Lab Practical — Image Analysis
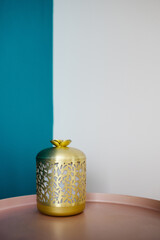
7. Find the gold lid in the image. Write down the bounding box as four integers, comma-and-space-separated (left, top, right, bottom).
36, 139, 86, 161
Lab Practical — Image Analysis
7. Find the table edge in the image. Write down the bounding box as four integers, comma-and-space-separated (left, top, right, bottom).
0, 193, 160, 212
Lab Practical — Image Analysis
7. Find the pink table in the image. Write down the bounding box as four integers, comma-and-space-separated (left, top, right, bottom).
0, 193, 160, 240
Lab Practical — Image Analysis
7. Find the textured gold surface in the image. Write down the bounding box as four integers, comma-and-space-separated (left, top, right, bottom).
36, 159, 86, 206
36, 140, 86, 216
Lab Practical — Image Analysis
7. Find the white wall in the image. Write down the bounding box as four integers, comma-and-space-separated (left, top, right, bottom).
53, 0, 160, 200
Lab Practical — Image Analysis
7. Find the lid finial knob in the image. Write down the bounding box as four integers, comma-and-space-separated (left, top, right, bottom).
50, 139, 71, 147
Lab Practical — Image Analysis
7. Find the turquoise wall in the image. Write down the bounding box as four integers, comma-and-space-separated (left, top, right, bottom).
0, 0, 53, 199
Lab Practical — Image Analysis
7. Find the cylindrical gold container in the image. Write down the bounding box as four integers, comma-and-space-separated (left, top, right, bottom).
36, 139, 86, 216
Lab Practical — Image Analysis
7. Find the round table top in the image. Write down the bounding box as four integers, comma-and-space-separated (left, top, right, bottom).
0, 193, 160, 240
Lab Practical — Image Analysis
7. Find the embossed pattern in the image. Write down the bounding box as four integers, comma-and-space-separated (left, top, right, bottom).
36, 160, 86, 207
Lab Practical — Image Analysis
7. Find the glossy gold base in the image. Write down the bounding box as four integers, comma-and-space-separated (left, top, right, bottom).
37, 202, 85, 216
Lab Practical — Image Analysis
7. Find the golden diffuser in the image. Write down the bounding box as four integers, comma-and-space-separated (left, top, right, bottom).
36, 140, 86, 216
